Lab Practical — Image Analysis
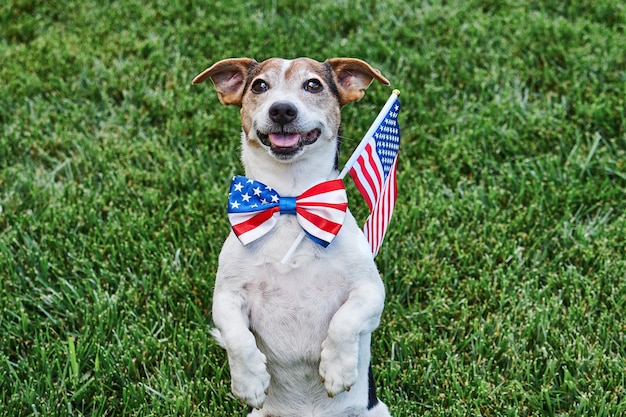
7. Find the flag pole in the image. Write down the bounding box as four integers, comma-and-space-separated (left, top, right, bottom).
280, 89, 401, 265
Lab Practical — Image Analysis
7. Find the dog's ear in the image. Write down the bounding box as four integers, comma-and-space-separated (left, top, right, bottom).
192, 58, 258, 106
325, 58, 390, 106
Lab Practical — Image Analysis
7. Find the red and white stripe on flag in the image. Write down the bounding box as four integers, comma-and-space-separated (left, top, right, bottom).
362, 159, 398, 256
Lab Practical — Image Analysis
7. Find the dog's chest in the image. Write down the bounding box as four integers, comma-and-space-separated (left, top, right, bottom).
231, 217, 350, 362
244, 254, 348, 362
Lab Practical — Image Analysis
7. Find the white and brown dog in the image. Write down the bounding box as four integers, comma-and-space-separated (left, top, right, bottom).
193, 57, 391, 417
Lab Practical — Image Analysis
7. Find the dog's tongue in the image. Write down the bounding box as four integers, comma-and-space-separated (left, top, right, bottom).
269, 133, 300, 148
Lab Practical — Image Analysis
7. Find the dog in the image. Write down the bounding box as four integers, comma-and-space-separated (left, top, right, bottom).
193, 57, 391, 417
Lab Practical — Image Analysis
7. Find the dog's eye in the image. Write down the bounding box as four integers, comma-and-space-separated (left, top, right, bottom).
251, 79, 269, 94
304, 79, 323, 93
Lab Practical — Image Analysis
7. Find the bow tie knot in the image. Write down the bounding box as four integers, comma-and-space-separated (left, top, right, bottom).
279, 197, 297, 215
227, 176, 348, 247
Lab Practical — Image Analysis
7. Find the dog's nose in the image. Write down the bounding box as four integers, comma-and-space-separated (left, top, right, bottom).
269, 102, 298, 126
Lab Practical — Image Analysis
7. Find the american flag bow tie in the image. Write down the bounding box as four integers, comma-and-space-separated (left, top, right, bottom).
227, 175, 348, 247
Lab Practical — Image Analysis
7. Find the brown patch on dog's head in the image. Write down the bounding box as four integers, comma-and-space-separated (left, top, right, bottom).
193, 57, 390, 108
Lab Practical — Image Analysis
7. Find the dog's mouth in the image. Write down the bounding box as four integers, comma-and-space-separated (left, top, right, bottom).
257, 129, 321, 156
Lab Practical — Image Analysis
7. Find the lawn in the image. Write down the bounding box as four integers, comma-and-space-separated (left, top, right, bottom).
1, 0, 625, 416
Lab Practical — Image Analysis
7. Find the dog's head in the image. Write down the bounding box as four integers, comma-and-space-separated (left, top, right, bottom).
193, 57, 389, 168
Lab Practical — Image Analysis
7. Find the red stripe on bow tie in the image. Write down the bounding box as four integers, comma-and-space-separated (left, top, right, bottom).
298, 179, 346, 198
231, 207, 279, 236
296, 208, 344, 236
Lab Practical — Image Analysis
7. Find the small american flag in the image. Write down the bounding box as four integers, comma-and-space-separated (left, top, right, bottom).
347, 92, 401, 257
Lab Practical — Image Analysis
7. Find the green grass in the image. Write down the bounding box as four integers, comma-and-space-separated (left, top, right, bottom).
1, 0, 625, 415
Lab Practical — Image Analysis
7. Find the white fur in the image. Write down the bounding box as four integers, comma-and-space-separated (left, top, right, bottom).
200, 57, 392, 417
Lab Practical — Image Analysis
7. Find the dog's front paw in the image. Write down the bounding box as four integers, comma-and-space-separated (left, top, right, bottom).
319, 337, 359, 397
230, 349, 271, 408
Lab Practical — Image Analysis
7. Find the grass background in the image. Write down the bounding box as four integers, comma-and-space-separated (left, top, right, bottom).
1, 0, 625, 415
